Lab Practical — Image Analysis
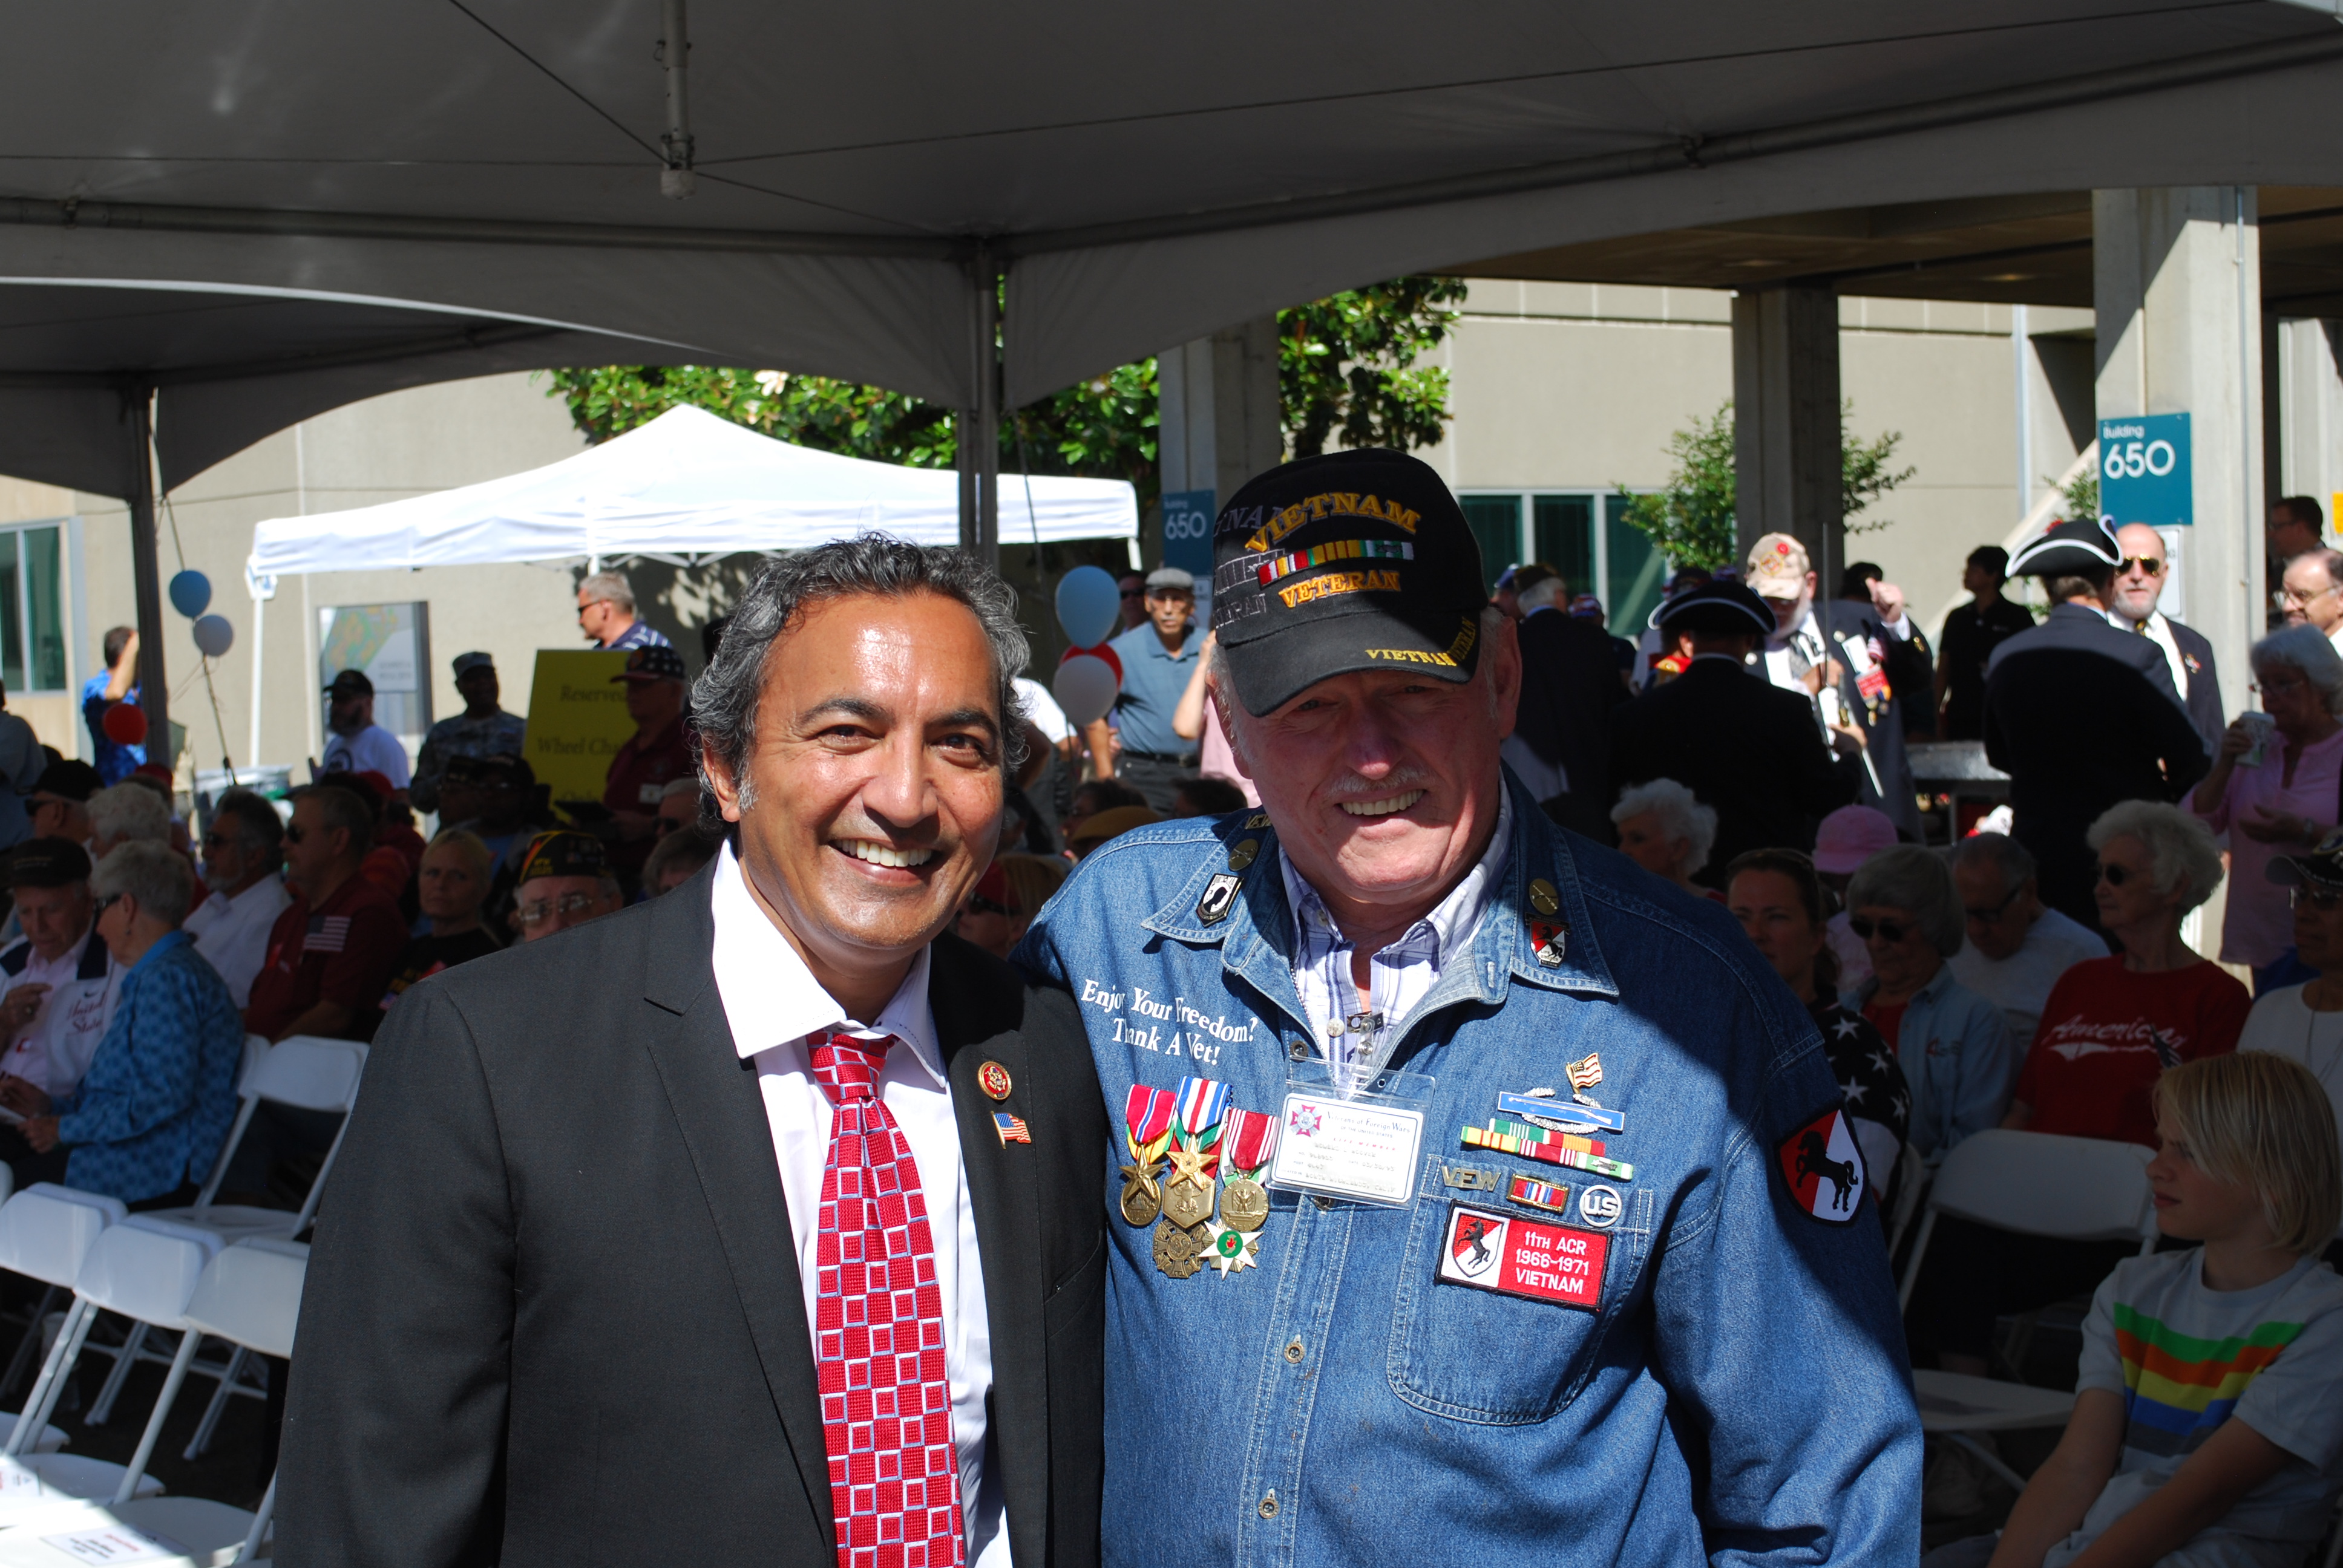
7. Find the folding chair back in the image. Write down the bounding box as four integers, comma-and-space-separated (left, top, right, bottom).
180, 1239, 307, 1361
186, 1037, 367, 1221
70, 1218, 222, 1330
1898, 1129, 2155, 1308
0, 1186, 126, 1290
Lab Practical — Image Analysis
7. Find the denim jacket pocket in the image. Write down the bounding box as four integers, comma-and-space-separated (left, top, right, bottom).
1384, 1154, 1640, 1425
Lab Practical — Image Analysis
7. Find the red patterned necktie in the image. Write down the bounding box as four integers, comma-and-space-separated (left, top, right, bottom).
807, 1030, 967, 1568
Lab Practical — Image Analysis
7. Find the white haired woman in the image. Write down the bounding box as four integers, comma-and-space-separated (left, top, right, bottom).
1841, 844, 2017, 1161
2190, 623, 2343, 994
1610, 779, 1722, 901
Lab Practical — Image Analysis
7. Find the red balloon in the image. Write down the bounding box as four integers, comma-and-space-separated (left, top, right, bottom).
1060, 642, 1123, 685
101, 704, 147, 746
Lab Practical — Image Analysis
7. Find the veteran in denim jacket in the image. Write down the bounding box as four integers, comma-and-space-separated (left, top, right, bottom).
1017, 451, 1919, 1567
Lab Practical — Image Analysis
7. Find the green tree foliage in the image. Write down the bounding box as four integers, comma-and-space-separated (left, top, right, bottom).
2056, 462, 2099, 523
1280, 276, 1468, 459
1613, 400, 1915, 569
542, 276, 1465, 512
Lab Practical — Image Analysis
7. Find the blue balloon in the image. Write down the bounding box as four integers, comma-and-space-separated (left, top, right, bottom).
168, 570, 212, 619
191, 614, 234, 659
1055, 565, 1122, 648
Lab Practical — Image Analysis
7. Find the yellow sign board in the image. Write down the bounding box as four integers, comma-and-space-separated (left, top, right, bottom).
523, 650, 635, 813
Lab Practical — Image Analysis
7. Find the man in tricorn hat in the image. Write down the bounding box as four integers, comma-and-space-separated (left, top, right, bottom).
1984, 515, 2210, 929
1017, 448, 1918, 1564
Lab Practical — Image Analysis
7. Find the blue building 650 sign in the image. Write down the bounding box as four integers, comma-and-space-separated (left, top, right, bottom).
2098, 413, 2192, 529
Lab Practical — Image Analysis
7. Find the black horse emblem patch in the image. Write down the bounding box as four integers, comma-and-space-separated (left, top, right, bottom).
1776, 1107, 1867, 1224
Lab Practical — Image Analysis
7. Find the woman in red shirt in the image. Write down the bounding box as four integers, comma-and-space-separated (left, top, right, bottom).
2007, 800, 2250, 1148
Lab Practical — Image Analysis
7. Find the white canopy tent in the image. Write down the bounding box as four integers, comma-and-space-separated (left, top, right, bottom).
246, 404, 1136, 577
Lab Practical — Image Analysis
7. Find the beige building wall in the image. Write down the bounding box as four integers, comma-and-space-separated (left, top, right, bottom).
0, 373, 591, 776
1425, 280, 2097, 641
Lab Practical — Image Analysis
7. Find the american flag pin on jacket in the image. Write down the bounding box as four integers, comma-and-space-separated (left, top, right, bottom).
993, 1112, 1032, 1146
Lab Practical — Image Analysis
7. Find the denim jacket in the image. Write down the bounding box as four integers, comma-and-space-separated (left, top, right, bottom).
1015, 773, 1919, 1567
1845, 962, 2018, 1161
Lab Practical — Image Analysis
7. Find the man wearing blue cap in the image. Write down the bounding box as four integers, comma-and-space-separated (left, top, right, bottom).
410, 652, 528, 815
1017, 448, 1918, 1567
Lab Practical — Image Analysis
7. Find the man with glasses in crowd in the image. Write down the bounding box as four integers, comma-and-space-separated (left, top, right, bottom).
245, 784, 405, 1044
1945, 832, 2110, 1051
183, 787, 293, 1007
26, 759, 99, 848
2280, 546, 2343, 656
576, 569, 671, 652
2107, 521, 2224, 755
509, 829, 624, 942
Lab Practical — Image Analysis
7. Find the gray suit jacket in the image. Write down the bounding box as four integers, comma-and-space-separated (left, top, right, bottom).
277, 860, 1107, 1567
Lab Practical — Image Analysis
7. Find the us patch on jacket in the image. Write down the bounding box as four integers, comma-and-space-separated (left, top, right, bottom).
1776, 1106, 1867, 1223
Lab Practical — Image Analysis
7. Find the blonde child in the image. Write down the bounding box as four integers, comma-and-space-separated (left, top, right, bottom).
1929, 1052, 2343, 1568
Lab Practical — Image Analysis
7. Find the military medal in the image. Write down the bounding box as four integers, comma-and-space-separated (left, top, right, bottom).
1217, 1105, 1280, 1233
1120, 1085, 1176, 1227
1159, 1076, 1229, 1239
1152, 1217, 1205, 1279
1202, 1219, 1259, 1275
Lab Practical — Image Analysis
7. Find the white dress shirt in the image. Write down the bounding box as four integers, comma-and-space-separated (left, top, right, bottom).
2108, 607, 2189, 699
1282, 791, 1512, 1072
0, 930, 122, 1097
706, 844, 1005, 1566
185, 874, 295, 1008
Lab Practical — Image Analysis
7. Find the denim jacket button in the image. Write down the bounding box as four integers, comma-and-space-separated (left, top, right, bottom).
1312, 1195, 1334, 1210
1283, 1338, 1305, 1364
1288, 1040, 1308, 1062
1258, 1491, 1280, 1520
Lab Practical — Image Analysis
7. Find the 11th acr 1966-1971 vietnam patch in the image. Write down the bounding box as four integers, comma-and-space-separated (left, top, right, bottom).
1775, 1106, 1868, 1224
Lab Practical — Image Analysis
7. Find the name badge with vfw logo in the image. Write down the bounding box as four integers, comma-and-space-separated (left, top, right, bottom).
1437, 1202, 1610, 1310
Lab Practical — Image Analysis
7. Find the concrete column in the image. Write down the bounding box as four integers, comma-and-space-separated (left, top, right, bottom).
1731, 286, 1843, 583
2094, 187, 2263, 719
1158, 319, 1281, 512
2270, 316, 2343, 544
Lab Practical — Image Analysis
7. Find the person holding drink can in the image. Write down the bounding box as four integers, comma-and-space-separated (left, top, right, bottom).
2191, 624, 2343, 993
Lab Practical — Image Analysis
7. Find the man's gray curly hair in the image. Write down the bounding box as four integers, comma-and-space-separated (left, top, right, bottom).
692, 536, 1030, 811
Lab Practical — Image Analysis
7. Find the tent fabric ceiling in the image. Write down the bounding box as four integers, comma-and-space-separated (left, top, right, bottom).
0, 281, 701, 494
3, 2, 2342, 445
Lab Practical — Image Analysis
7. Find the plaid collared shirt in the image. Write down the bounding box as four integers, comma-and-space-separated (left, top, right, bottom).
1280, 791, 1511, 1073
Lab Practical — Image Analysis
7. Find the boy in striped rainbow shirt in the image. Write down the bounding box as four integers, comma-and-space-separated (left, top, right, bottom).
1928, 1053, 2343, 1568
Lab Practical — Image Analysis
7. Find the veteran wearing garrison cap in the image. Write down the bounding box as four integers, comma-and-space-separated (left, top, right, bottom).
1015, 449, 1919, 1566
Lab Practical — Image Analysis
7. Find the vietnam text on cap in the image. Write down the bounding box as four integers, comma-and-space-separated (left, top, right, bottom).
1208, 448, 1487, 716
612, 644, 689, 682
518, 829, 610, 884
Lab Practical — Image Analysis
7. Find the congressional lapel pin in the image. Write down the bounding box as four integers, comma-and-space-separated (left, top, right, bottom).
1437, 1202, 1610, 1312
992, 1112, 1032, 1146
1529, 920, 1566, 967
1775, 1106, 1868, 1224
977, 1060, 1013, 1101
1227, 837, 1260, 872
1197, 873, 1242, 926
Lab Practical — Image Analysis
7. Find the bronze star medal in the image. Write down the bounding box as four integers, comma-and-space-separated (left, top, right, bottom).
1161, 1143, 1217, 1229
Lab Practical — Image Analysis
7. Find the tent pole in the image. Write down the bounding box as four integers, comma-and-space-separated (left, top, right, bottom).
958, 413, 977, 552
125, 384, 171, 770
975, 244, 1001, 570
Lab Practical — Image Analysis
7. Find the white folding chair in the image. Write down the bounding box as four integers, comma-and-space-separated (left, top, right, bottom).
0, 1186, 122, 1458
0, 1496, 262, 1567
1898, 1128, 2157, 1493
148, 1035, 368, 1244
174, 1239, 306, 1563
0, 1217, 221, 1512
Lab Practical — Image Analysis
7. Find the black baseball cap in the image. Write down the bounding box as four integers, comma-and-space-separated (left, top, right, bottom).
1651, 581, 1778, 638
612, 645, 688, 683
30, 759, 100, 803
518, 829, 609, 883
2010, 516, 2121, 578
1209, 449, 1487, 716
2, 838, 91, 889
324, 668, 374, 697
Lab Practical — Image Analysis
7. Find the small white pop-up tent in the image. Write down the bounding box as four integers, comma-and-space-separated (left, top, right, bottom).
247, 405, 1136, 577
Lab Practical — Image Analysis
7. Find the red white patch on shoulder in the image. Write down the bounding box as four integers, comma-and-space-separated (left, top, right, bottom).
1776, 1106, 1868, 1224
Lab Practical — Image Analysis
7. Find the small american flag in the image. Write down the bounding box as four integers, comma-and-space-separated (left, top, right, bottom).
306, 915, 352, 955
992, 1112, 1031, 1146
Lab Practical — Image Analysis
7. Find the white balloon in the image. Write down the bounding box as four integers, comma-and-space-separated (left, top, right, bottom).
1053, 653, 1120, 727
1055, 566, 1123, 649
191, 614, 235, 658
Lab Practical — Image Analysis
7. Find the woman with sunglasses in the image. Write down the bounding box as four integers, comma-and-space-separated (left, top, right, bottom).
2189, 624, 2343, 994
1841, 844, 2017, 1163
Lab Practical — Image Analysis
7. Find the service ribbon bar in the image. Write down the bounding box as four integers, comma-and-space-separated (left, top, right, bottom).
1508, 1175, 1573, 1215
1462, 1123, 1634, 1181
1488, 1116, 1604, 1155
1256, 538, 1415, 587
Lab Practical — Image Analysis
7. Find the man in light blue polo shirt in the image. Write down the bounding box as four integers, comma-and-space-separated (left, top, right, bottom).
1106, 566, 1203, 813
